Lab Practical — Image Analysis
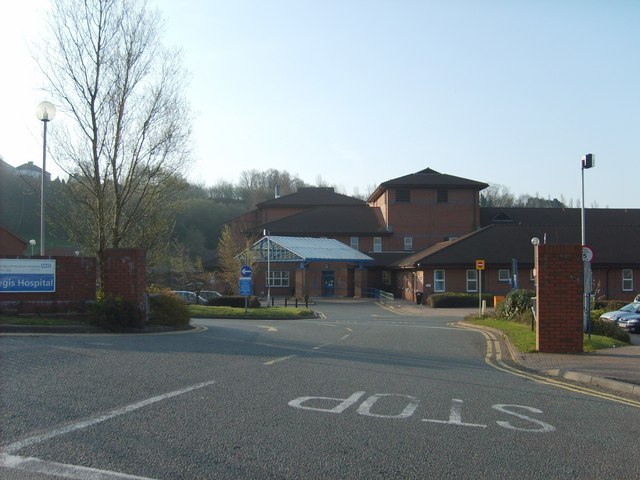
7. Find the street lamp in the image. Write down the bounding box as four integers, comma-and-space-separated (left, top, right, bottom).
29, 239, 36, 256
581, 153, 595, 336
36, 101, 56, 256
263, 229, 271, 305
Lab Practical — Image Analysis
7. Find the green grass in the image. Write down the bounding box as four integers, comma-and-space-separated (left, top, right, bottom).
0, 315, 85, 326
467, 316, 629, 352
187, 305, 314, 319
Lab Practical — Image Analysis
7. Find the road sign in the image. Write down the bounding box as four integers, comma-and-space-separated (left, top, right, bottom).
475, 259, 485, 270
582, 246, 594, 262
239, 277, 252, 296
240, 265, 252, 277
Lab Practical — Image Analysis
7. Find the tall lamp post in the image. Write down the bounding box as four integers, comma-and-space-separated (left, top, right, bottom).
581, 153, 595, 335
263, 229, 271, 305
36, 101, 56, 256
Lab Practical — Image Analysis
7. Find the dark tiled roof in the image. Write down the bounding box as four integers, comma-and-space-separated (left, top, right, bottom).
395, 223, 640, 268
481, 207, 640, 227
257, 187, 365, 208
369, 168, 489, 202
261, 206, 389, 236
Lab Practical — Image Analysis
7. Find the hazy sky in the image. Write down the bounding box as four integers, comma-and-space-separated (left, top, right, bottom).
1, 0, 638, 207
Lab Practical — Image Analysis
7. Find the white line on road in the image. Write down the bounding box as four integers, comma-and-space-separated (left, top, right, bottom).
263, 355, 296, 365
258, 325, 278, 332
2, 380, 217, 456
1, 454, 157, 480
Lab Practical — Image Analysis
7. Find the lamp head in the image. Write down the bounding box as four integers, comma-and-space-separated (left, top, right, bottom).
36, 101, 56, 122
531, 237, 540, 246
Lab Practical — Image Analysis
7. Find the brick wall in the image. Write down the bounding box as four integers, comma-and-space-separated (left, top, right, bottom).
0, 255, 96, 313
536, 244, 583, 353
102, 249, 146, 311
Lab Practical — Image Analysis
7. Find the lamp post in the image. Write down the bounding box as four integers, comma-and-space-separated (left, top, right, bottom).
581, 153, 595, 336
263, 229, 271, 305
36, 101, 56, 256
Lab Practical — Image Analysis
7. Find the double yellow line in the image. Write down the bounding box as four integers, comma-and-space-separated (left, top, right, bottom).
458, 323, 640, 409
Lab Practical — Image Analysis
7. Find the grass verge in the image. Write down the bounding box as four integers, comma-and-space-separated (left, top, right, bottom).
187, 305, 314, 319
467, 316, 629, 353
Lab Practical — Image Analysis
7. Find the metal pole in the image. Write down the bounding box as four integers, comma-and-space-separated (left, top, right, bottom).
267, 233, 271, 306
40, 120, 48, 256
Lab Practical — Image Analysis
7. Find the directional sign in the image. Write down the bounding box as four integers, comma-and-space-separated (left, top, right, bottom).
239, 277, 252, 296
240, 265, 252, 277
475, 259, 486, 270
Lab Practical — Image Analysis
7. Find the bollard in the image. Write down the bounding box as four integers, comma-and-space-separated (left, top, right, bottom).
295, 297, 298, 308
285, 297, 288, 307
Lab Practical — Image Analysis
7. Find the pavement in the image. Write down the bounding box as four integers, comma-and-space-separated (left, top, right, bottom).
387, 299, 640, 398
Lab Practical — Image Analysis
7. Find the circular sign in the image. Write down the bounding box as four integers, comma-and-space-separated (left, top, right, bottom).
581, 246, 594, 262
240, 265, 252, 277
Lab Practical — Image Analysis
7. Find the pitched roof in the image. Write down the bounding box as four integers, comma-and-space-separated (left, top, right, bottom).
260, 205, 389, 236
481, 207, 640, 227
257, 187, 365, 208
251, 236, 373, 263
394, 222, 640, 268
368, 168, 489, 202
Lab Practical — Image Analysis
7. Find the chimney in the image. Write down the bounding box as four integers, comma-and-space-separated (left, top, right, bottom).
275, 185, 281, 198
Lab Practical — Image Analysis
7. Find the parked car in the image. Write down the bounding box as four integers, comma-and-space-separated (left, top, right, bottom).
599, 302, 640, 325
618, 316, 640, 334
171, 290, 208, 305
200, 290, 222, 302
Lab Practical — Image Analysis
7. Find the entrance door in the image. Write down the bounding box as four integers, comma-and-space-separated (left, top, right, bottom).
321, 271, 335, 297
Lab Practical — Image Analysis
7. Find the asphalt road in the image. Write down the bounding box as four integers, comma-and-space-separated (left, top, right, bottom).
1, 299, 639, 479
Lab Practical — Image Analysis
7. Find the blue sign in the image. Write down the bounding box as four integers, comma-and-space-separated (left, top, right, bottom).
240, 265, 252, 277
0, 259, 56, 293
239, 277, 252, 296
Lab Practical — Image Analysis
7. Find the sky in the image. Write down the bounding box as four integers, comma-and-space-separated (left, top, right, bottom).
1, 0, 638, 207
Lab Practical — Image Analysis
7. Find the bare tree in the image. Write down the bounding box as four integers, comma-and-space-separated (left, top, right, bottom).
35, 0, 192, 284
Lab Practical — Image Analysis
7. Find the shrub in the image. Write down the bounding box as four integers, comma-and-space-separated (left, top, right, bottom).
426, 292, 493, 308
591, 317, 630, 342
207, 295, 261, 308
148, 294, 190, 327
496, 289, 535, 321
89, 296, 143, 332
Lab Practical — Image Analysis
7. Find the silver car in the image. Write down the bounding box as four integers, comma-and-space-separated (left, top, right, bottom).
600, 302, 640, 325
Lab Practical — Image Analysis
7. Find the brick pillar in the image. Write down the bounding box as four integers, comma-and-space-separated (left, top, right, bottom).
103, 248, 146, 313
536, 244, 583, 353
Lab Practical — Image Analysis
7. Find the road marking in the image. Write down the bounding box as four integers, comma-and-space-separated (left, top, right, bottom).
1, 454, 157, 479
1, 380, 217, 455
457, 323, 640, 409
263, 355, 296, 365
258, 325, 278, 332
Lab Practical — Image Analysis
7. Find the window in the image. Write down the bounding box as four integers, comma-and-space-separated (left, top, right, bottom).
403, 236, 413, 251
267, 271, 289, 287
622, 269, 633, 291
434, 270, 445, 292
466, 270, 478, 292
350, 236, 359, 251
373, 236, 382, 252
382, 271, 392, 285
498, 269, 511, 282
437, 189, 448, 203
395, 188, 410, 203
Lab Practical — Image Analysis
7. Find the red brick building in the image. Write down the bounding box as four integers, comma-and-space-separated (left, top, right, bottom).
233, 168, 640, 302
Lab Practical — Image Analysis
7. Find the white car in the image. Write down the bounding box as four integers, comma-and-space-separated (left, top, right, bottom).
171, 291, 208, 305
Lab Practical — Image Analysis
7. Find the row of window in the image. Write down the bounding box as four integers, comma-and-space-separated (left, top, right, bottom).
263, 269, 635, 292
351, 236, 412, 252
433, 269, 636, 293
395, 189, 449, 204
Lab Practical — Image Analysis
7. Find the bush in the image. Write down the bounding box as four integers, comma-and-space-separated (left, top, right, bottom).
89, 296, 143, 332
426, 292, 493, 308
591, 317, 630, 342
148, 294, 190, 327
496, 289, 535, 321
207, 295, 261, 308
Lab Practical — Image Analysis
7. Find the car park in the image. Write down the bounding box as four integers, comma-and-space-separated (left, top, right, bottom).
599, 302, 640, 326
171, 290, 208, 305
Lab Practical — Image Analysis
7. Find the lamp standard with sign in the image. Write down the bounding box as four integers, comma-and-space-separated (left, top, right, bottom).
36, 101, 56, 256
476, 259, 485, 317
581, 153, 595, 335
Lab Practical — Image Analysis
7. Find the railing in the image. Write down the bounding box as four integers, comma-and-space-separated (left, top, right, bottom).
361, 287, 395, 305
